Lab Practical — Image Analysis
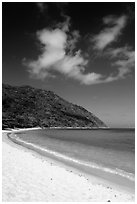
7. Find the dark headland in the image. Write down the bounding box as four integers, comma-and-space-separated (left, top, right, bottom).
2, 84, 106, 129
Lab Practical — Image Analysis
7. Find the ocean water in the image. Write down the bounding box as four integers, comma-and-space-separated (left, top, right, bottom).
11, 128, 135, 190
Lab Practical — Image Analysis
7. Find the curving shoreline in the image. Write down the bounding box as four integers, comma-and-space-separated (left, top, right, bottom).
8, 131, 135, 188
2, 129, 135, 202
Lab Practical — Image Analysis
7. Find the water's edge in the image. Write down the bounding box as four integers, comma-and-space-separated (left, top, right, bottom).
8, 132, 135, 193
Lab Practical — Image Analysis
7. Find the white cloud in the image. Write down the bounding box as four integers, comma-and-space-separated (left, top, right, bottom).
25, 20, 103, 85
25, 14, 134, 85
89, 14, 134, 83
67, 30, 80, 54
57, 15, 70, 32
36, 3, 48, 13
27, 29, 66, 75
92, 15, 127, 50
90, 46, 135, 83
108, 46, 135, 79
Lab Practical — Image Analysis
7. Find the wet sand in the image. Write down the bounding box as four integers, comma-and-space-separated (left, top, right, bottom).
2, 129, 135, 202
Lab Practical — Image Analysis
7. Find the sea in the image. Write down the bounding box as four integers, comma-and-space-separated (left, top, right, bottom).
10, 128, 135, 191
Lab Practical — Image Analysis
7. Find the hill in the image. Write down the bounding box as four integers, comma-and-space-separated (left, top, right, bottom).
2, 84, 106, 129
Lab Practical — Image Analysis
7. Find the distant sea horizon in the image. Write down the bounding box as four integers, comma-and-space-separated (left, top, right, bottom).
31, 126, 135, 130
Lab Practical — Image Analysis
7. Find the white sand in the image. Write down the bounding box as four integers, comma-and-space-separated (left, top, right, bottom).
2, 131, 135, 202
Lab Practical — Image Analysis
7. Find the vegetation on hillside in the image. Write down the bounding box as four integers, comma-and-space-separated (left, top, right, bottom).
2, 84, 106, 129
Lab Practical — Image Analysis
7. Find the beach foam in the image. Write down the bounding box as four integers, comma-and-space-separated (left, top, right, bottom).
3, 132, 134, 202
9, 133, 135, 182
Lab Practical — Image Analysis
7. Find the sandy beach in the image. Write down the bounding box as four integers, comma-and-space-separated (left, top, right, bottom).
2, 130, 135, 202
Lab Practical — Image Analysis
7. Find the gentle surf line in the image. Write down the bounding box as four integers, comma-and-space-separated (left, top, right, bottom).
8, 133, 134, 182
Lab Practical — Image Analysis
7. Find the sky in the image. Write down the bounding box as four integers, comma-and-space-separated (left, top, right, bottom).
2, 2, 135, 128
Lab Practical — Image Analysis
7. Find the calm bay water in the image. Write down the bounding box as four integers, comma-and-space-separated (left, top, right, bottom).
13, 128, 135, 188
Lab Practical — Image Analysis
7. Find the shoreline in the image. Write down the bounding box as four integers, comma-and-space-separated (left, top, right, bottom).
3, 126, 135, 130
2, 129, 135, 202
8, 130, 135, 193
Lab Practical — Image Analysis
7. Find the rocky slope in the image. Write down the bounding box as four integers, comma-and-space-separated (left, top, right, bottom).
2, 84, 106, 129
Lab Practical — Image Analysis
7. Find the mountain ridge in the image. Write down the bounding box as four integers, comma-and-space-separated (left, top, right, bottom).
2, 83, 107, 129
